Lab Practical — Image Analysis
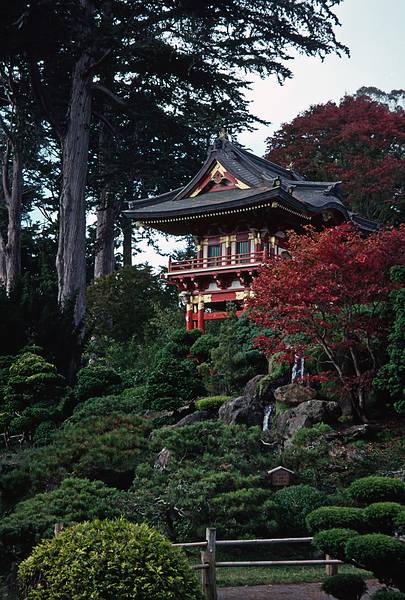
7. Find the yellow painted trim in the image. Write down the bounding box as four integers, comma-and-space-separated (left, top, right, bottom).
190, 161, 250, 197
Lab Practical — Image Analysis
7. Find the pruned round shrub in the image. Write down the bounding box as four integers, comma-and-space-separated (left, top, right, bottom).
394, 510, 405, 535
321, 573, 366, 600
306, 506, 364, 533
313, 528, 359, 561
348, 477, 405, 506
18, 519, 200, 600
345, 533, 405, 591
190, 334, 218, 362
274, 484, 329, 534
195, 396, 230, 411
70, 393, 144, 422
75, 364, 123, 401
363, 502, 404, 535
370, 590, 405, 600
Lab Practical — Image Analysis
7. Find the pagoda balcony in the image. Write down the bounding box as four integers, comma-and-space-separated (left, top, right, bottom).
167, 250, 270, 276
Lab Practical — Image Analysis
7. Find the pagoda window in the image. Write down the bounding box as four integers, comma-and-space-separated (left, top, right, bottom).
236, 240, 250, 263
208, 243, 221, 266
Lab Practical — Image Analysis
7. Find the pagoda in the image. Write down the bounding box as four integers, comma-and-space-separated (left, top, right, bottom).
125, 131, 376, 332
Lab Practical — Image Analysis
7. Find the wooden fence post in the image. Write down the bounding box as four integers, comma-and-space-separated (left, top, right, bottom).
201, 527, 217, 600
325, 554, 338, 576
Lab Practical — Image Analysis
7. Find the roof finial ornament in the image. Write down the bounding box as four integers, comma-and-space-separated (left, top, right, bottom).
214, 127, 230, 151
287, 160, 295, 171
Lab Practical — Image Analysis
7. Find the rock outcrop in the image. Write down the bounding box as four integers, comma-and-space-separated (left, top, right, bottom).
274, 384, 317, 407
274, 399, 341, 444
172, 410, 210, 428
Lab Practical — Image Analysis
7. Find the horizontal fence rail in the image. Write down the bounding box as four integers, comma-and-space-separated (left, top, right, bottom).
171, 528, 342, 600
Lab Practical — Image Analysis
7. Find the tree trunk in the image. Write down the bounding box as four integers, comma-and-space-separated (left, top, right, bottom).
56, 50, 92, 327
0, 144, 23, 293
122, 214, 132, 267
94, 190, 116, 277
6, 153, 23, 293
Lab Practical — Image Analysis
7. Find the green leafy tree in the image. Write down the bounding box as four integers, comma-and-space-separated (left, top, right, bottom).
18, 519, 200, 600
0, 478, 126, 568
74, 363, 123, 402
86, 265, 177, 344
0, 351, 65, 437
205, 315, 267, 394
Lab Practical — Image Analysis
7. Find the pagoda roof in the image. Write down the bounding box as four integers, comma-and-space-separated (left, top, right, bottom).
125, 135, 378, 233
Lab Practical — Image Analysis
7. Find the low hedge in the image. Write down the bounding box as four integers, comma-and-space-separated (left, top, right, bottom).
306, 506, 365, 534
18, 518, 201, 600
347, 477, 405, 506
321, 573, 366, 600
195, 396, 230, 411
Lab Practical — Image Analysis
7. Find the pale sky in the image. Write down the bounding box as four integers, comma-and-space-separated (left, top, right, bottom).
135, 0, 405, 269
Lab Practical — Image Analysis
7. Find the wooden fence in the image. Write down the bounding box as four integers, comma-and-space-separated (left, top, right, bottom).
173, 528, 342, 600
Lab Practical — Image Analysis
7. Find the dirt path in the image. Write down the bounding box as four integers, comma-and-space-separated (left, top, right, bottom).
219, 580, 380, 599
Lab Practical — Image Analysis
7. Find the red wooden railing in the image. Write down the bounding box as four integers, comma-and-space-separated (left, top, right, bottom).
168, 250, 269, 273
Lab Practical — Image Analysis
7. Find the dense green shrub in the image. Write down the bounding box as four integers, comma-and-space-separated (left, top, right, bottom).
321, 574, 366, 600
211, 488, 279, 538
18, 519, 200, 600
370, 591, 405, 600
345, 534, 405, 591
394, 510, 405, 535
190, 334, 218, 362
195, 396, 230, 411
347, 476, 405, 506
0, 478, 126, 566
74, 364, 123, 401
312, 528, 359, 561
70, 393, 144, 422
26, 414, 151, 491
274, 484, 329, 534
292, 423, 333, 446
306, 507, 364, 533
363, 502, 404, 534
0, 351, 65, 436
146, 356, 204, 410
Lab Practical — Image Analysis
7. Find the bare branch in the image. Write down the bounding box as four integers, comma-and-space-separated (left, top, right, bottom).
86, 48, 112, 74
91, 83, 128, 108
93, 110, 117, 136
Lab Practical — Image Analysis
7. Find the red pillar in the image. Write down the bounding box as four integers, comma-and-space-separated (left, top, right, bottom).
186, 302, 193, 331
197, 298, 205, 333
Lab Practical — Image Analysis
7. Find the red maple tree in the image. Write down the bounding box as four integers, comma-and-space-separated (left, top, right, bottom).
249, 224, 405, 421
265, 95, 405, 224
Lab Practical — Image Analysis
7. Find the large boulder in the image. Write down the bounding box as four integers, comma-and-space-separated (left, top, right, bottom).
274, 384, 316, 407
171, 410, 210, 428
274, 399, 341, 444
219, 395, 264, 427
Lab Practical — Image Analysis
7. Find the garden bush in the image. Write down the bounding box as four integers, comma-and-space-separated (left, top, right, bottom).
312, 528, 359, 561
306, 507, 365, 533
347, 476, 405, 506
210, 487, 279, 538
394, 510, 405, 535
370, 591, 405, 600
321, 573, 366, 600
18, 519, 201, 600
292, 423, 333, 446
190, 334, 218, 362
195, 396, 230, 411
274, 484, 329, 534
363, 502, 404, 535
75, 364, 123, 401
0, 351, 65, 435
70, 393, 144, 422
0, 478, 126, 566
345, 533, 405, 591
